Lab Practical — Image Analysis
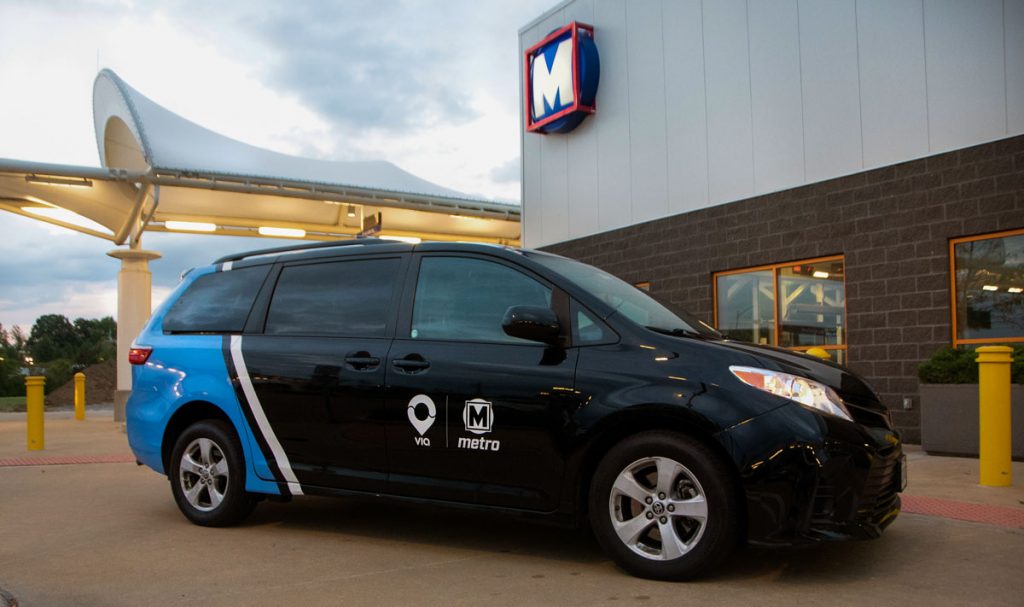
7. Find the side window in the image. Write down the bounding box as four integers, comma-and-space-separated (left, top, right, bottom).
264, 257, 401, 337
574, 305, 609, 345
411, 256, 552, 344
164, 265, 270, 333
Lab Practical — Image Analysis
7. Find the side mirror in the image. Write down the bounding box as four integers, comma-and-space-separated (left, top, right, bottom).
502, 305, 561, 344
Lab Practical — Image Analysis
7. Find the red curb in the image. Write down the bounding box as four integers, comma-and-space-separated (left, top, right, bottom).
901, 494, 1024, 529
0, 454, 135, 467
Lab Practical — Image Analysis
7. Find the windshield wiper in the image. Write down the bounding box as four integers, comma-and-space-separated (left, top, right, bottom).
645, 325, 705, 339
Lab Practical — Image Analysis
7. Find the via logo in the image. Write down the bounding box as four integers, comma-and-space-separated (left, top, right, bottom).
407, 394, 436, 446
524, 21, 599, 134
463, 398, 494, 435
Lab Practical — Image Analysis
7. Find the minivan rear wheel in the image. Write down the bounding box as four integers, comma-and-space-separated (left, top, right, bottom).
589, 431, 739, 580
169, 420, 257, 526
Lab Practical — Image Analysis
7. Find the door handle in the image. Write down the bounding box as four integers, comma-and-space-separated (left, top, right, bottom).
344, 352, 381, 371
392, 355, 430, 373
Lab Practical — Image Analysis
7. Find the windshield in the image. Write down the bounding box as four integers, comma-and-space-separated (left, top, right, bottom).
527, 253, 720, 337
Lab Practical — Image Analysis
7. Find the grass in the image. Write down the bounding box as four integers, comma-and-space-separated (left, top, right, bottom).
0, 395, 27, 412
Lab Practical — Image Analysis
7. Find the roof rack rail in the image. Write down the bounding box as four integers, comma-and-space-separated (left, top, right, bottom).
213, 238, 399, 264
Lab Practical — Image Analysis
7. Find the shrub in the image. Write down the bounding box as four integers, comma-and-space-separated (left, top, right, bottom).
918, 345, 1024, 384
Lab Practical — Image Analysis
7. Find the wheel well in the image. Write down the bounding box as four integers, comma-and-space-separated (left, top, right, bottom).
575, 412, 748, 540
161, 401, 235, 473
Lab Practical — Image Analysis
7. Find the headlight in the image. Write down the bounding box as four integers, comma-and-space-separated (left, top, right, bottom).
729, 366, 852, 421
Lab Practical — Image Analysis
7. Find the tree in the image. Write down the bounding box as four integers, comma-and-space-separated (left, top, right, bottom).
27, 314, 81, 364
73, 316, 117, 364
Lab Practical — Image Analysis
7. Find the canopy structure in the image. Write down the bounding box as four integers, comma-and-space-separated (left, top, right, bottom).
0, 69, 521, 420
0, 69, 520, 245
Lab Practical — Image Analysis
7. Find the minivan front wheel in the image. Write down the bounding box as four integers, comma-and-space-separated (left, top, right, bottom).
169, 420, 257, 526
589, 432, 739, 580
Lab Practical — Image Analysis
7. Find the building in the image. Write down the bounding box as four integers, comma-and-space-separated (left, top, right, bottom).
519, 0, 1024, 441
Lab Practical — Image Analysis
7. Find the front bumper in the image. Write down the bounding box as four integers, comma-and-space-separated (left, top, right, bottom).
718, 402, 903, 545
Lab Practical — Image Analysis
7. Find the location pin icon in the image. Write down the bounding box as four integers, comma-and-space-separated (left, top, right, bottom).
407, 394, 436, 436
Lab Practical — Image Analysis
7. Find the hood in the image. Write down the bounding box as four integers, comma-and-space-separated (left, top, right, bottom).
677, 337, 885, 414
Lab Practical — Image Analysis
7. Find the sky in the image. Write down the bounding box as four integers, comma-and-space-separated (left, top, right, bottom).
0, 0, 553, 332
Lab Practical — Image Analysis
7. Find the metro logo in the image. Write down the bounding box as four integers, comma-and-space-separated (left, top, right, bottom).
531, 39, 575, 120
524, 21, 599, 134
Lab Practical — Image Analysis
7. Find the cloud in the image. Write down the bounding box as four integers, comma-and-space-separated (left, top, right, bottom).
0, 1, 552, 330
489, 157, 521, 183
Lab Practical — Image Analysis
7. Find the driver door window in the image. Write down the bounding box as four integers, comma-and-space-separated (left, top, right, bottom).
411, 256, 552, 344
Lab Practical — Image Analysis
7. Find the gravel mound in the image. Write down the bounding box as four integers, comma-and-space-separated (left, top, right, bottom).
45, 359, 116, 407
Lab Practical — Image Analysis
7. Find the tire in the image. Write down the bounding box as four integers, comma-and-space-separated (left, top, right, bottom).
589, 431, 739, 580
169, 419, 257, 527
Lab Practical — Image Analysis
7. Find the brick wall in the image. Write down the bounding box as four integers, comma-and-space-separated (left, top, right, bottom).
541, 134, 1024, 442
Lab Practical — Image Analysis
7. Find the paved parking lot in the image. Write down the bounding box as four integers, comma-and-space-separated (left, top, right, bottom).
1, 413, 1023, 606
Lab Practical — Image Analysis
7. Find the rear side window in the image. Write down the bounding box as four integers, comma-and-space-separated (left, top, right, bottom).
163, 266, 270, 333
411, 256, 552, 344
264, 257, 401, 337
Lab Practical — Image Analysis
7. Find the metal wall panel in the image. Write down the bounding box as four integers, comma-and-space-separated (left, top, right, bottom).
536, 10, 571, 244
520, 25, 544, 246
564, 0, 601, 239
748, 0, 805, 193
925, 0, 1007, 152
856, 0, 930, 168
662, 0, 709, 214
519, 0, 1024, 248
626, 0, 669, 224
702, 0, 755, 204
798, 0, 863, 181
594, 0, 634, 233
1010, 0, 1024, 133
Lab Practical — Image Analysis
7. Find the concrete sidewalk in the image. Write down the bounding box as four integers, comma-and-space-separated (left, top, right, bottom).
1, 412, 1022, 606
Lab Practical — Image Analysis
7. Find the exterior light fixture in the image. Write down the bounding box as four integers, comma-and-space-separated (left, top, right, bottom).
347, 205, 357, 218
258, 226, 306, 238
812, 271, 830, 279
1008, 287, 1023, 294
25, 174, 93, 188
165, 221, 216, 232
982, 285, 999, 291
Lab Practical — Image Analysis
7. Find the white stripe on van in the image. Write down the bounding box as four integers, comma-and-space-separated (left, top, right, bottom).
229, 335, 303, 496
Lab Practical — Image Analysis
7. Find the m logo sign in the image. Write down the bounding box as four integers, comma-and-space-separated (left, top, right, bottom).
524, 21, 599, 134
463, 398, 494, 435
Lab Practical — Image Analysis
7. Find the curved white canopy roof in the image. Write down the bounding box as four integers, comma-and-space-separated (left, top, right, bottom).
0, 70, 519, 245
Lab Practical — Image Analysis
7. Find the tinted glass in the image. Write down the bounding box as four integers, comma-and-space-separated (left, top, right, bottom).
575, 306, 609, 344
527, 253, 717, 336
954, 232, 1024, 340
163, 266, 270, 333
777, 260, 846, 347
265, 258, 400, 337
716, 270, 775, 345
411, 257, 551, 344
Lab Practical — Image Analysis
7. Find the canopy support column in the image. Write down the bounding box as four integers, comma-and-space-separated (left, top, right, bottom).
107, 246, 161, 421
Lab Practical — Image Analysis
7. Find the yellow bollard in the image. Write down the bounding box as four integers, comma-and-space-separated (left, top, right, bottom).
977, 346, 1013, 487
806, 347, 831, 361
74, 372, 86, 420
25, 375, 45, 451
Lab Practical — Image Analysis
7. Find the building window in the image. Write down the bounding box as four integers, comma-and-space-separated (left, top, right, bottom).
713, 256, 847, 364
950, 228, 1024, 345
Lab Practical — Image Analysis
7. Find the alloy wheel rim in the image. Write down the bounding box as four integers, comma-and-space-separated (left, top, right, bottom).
608, 456, 709, 561
179, 437, 229, 512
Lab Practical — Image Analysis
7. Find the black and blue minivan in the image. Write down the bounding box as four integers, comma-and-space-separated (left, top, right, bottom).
126, 239, 904, 580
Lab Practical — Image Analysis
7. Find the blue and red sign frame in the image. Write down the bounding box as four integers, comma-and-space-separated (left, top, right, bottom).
523, 21, 599, 134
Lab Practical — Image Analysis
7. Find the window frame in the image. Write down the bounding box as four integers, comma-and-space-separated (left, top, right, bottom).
948, 227, 1024, 346
712, 254, 848, 358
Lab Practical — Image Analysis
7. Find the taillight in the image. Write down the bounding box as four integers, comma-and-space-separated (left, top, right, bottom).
128, 346, 152, 365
